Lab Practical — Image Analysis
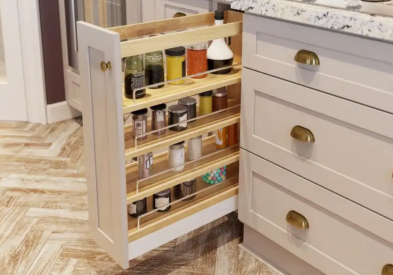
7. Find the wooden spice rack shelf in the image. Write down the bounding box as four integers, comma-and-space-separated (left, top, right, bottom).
77, 10, 243, 269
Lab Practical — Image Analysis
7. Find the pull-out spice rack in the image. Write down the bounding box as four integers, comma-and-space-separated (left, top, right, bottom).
77, 11, 243, 268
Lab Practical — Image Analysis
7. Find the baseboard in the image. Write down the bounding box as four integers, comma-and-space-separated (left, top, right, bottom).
46, 101, 81, 123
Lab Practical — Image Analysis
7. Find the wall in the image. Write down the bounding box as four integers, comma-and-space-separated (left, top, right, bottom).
38, 0, 65, 104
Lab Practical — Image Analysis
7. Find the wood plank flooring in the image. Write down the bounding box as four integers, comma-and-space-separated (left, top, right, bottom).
0, 118, 279, 275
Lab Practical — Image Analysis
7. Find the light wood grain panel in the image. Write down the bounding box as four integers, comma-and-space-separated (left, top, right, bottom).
26, 244, 63, 275
120, 21, 243, 57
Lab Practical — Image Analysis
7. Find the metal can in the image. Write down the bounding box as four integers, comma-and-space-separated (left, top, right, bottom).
187, 135, 202, 161
131, 108, 148, 140
153, 189, 171, 212
178, 97, 197, 122
128, 198, 147, 218
174, 178, 197, 201
169, 142, 185, 172
168, 105, 187, 131
150, 104, 166, 135
138, 152, 153, 179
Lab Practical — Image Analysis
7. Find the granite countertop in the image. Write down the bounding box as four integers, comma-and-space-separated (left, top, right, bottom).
225, 0, 393, 42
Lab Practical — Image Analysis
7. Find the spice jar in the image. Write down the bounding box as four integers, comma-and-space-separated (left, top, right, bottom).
138, 152, 153, 179
166, 47, 186, 85
187, 135, 202, 161
178, 97, 197, 122
213, 90, 228, 149
187, 42, 208, 79
128, 198, 147, 218
168, 105, 187, 131
124, 55, 146, 99
199, 91, 213, 116
151, 104, 166, 135
174, 178, 196, 201
132, 108, 148, 140
153, 189, 171, 212
202, 166, 227, 185
169, 142, 185, 172
145, 48, 165, 89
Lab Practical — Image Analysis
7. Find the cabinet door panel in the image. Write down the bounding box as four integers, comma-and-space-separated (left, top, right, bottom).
155, 0, 210, 20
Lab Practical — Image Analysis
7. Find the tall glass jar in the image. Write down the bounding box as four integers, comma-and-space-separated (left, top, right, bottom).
145, 50, 165, 89
124, 55, 146, 99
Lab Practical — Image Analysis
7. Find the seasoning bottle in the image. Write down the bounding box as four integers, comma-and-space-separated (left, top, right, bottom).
153, 189, 171, 212
124, 55, 146, 99
199, 91, 213, 116
128, 198, 147, 218
213, 90, 228, 149
131, 108, 148, 141
228, 124, 238, 146
166, 47, 186, 85
207, 11, 234, 75
138, 152, 153, 179
168, 105, 188, 131
187, 135, 202, 161
169, 141, 185, 172
174, 178, 196, 201
145, 48, 165, 89
150, 104, 166, 135
187, 42, 208, 79
178, 97, 197, 122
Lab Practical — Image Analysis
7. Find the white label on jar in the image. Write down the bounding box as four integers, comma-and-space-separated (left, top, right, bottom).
134, 120, 146, 138
145, 158, 150, 169
170, 148, 184, 172
155, 197, 169, 211
128, 203, 137, 215
179, 113, 187, 128
157, 111, 164, 122
150, 156, 153, 165
216, 128, 224, 145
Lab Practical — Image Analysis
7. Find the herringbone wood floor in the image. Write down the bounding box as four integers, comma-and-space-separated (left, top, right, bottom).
0, 118, 278, 275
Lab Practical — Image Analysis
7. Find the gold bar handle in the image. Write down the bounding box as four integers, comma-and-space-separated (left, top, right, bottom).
294, 50, 320, 66
290, 126, 315, 143
286, 211, 309, 229
383, 264, 393, 275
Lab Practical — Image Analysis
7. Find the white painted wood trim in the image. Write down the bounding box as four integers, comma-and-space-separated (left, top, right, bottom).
46, 101, 81, 124
126, 0, 142, 24
128, 195, 238, 260
142, 0, 156, 22
18, 0, 47, 124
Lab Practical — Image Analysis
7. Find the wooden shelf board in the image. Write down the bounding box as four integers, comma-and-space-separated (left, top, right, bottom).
126, 145, 239, 204
124, 106, 240, 161
123, 67, 242, 114
127, 173, 239, 242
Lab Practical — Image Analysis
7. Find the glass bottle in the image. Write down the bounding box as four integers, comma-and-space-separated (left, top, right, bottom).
124, 55, 146, 99
145, 50, 165, 89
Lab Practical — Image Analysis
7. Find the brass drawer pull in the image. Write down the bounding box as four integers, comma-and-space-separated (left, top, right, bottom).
100, 61, 112, 72
290, 126, 315, 143
294, 50, 320, 66
286, 210, 309, 229
383, 264, 393, 275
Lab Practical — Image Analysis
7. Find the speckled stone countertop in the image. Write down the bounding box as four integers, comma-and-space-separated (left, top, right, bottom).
225, 0, 393, 42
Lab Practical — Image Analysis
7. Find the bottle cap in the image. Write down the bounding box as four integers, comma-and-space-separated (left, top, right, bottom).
215, 10, 225, 20
168, 104, 187, 114
188, 42, 209, 50
131, 108, 148, 115
150, 104, 167, 111
178, 97, 197, 106
199, 91, 213, 97
165, 47, 186, 56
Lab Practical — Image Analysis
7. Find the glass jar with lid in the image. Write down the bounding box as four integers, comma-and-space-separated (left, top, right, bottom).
145, 49, 165, 89
124, 55, 146, 99
187, 42, 208, 79
166, 47, 186, 85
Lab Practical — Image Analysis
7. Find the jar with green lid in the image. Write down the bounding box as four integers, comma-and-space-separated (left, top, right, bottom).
166, 47, 186, 85
199, 91, 213, 116
124, 55, 146, 99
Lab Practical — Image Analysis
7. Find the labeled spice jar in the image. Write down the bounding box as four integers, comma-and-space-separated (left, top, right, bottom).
138, 152, 153, 179
166, 47, 186, 85
168, 105, 187, 131
199, 91, 213, 116
124, 55, 146, 99
202, 166, 227, 185
128, 198, 147, 218
169, 142, 185, 172
145, 48, 165, 89
187, 42, 208, 79
178, 97, 197, 122
153, 189, 171, 212
132, 108, 148, 140
151, 104, 166, 135
174, 178, 197, 201
213, 90, 228, 149
187, 135, 202, 161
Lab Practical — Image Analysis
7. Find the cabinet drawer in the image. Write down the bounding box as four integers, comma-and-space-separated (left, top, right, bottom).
242, 14, 393, 114
241, 68, 393, 221
239, 149, 393, 275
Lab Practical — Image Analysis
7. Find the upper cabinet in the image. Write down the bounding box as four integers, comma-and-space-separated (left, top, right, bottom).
154, 0, 211, 20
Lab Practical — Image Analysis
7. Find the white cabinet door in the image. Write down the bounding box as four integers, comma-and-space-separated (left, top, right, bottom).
155, 0, 210, 20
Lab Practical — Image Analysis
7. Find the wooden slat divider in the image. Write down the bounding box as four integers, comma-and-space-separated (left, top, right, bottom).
120, 21, 243, 58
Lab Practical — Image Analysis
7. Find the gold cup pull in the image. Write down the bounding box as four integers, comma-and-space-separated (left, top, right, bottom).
290, 126, 315, 143
286, 210, 309, 230
100, 61, 112, 72
382, 264, 393, 275
294, 50, 320, 66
